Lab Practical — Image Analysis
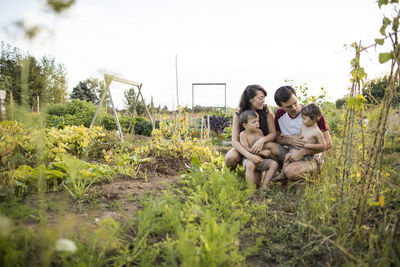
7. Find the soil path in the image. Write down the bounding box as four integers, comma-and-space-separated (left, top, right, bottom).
90, 172, 178, 223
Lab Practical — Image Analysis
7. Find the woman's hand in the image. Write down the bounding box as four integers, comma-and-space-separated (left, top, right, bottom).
251, 138, 265, 154
248, 154, 263, 165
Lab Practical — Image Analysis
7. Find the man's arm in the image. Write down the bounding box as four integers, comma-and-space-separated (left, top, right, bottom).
276, 131, 301, 146
323, 130, 332, 150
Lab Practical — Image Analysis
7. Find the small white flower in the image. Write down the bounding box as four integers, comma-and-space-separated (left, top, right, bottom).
55, 238, 77, 253
95, 218, 100, 223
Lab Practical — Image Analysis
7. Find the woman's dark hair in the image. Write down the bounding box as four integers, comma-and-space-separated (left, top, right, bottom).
274, 85, 297, 106
238, 85, 269, 134
239, 84, 267, 114
300, 103, 322, 121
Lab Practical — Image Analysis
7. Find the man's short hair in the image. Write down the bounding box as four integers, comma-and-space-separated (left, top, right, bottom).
274, 86, 297, 106
239, 110, 258, 126
300, 103, 322, 121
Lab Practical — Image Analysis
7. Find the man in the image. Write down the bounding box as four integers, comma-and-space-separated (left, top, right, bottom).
272, 86, 332, 181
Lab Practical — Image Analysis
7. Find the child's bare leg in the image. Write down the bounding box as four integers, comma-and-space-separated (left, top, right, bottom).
244, 160, 256, 188
272, 153, 291, 182
254, 171, 262, 188
260, 160, 279, 190
259, 149, 271, 158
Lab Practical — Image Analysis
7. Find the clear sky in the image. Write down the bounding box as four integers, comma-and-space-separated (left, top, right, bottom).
0, 0, 394, 110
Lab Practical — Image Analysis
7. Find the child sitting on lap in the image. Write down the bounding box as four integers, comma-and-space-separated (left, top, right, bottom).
273, 103, 326, 182
239, 110, 278, 190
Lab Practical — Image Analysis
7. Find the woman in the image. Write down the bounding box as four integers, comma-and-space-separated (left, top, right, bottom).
225, 84, 279, 186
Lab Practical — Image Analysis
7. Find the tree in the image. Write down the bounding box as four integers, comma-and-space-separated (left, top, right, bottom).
161, 105, 169, 113
70, 78, 104, 104
362, 74, 400, 108
123, 87, 147, 116
0, 41, 23, 104
24, 55, 45, 109
1, 41, 68, 109
40, 56, 67, 104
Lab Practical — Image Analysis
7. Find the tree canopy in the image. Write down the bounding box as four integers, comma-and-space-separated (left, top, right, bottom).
362, 74, 400, 108
0, 41, 68, 109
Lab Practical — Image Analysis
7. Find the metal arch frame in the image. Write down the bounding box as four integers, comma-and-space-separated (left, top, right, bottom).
191, 83, 227, 115
90, 74, 153, 141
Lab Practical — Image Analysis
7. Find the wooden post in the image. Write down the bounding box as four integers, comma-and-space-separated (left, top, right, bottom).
201, 116, 204, 141
91, 78, 110, 128
128, 85, 142, 133
151, 96, 155, 135
207, 115, 210, 139
10, 91, 14, 120
0, 90, 6, 121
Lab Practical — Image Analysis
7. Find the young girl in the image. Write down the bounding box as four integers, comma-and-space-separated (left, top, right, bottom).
239, 110, 278, 190
273, 103, 326, 182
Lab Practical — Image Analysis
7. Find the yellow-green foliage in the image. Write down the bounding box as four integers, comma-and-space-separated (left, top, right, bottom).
141, 129, 220, 163
46, 125, 108, 160
0, 121, 36, 171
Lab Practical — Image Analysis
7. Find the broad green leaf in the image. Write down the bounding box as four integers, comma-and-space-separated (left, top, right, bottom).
348, 94, 365, 111
351, 70, 358, 80
379, 52, 393, 63
375, 38, 385, 45
46, 170, 66, 179
393, 17, 399, 31
380, 17, 392, 36
380, 25, 388, 36
378, 0, 389, 7
191, 155, 201, 168
383, 17, 392, 25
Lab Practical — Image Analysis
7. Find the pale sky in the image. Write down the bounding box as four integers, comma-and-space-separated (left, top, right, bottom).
0, 0, 394, 110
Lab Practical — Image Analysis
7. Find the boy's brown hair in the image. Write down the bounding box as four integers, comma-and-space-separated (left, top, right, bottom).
300, 103, 322, 121
239, 110, 258, 127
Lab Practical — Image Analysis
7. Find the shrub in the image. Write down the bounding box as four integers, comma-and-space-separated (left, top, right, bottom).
208, 115, 231, 134
46, 103, 67, 117
134, 118, 159, 136
45, 99, 98, 128
101, 116, 132, 132
0, 121, 37, 172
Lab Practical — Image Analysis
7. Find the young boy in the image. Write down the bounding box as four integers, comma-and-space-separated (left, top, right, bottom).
273, 103, 326, 182
239, 110, 279, 190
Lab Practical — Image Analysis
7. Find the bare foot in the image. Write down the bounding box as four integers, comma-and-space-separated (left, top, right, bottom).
272, 173, 286, 182
261, 184, 268, 191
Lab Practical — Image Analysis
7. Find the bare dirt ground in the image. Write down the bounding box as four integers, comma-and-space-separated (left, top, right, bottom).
19, 156, 188, 230
82, 156, 187, 223
91, 172, 179, 223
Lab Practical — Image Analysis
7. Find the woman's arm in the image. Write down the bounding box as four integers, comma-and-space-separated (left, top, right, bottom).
251, 111, 277, 153
231, 114, 263, 164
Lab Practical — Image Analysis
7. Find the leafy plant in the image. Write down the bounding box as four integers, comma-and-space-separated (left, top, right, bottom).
116, 153, 150, 179
52, 155, 114, 200
208, 115, 231, 135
